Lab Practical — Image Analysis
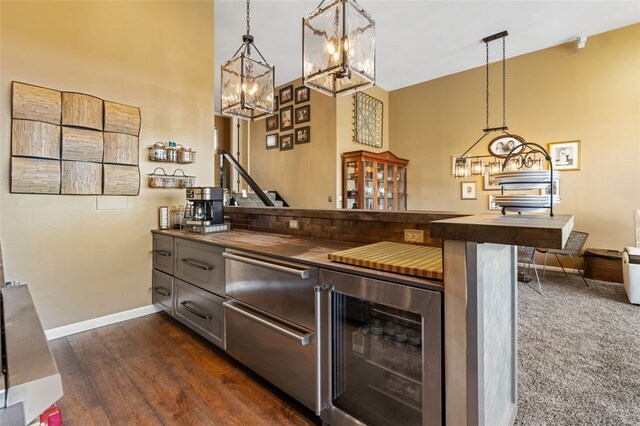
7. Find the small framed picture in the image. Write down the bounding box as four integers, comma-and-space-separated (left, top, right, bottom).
295, 105, 310, 124
483, 173, 501, 191
266, 134, 278, 150
274, 95, 279, 111
539, 179, 561, 197
280, 105, 293, 131
488, 134, 525, 157
548, 140, 580, 171
295, 86, 310, 104
461, 181, 476, 200
488, 195, 501, 211
295, 126, 310, 144
280, 133, 293, 151
265, 115, 278, 132
279, 85, 293, 104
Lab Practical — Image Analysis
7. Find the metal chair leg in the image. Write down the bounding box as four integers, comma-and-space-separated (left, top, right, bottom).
569, 254, 589, 287
532, 263, 543, 295
555, 253, 569, 277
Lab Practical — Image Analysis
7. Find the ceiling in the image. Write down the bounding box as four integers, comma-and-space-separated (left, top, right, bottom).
214, 0, 640, 111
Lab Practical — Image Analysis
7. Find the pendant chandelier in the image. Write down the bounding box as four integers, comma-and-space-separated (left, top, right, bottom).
302, 0, 375, 97
221, 0, 275, 121
454, 31, 522, 179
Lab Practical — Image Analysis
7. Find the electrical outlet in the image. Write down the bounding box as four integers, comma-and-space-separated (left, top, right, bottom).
328, 195, 333, 203
404, 229, 424, 244
289, 219, 299, 229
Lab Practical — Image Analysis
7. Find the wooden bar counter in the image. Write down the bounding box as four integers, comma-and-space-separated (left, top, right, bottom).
431, 214, 574, 426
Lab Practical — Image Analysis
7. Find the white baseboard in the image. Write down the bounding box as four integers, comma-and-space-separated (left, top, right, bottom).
45, 304, 162, 340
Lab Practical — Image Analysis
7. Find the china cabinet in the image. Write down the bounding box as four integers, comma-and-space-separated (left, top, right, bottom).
342, 150, 408, 210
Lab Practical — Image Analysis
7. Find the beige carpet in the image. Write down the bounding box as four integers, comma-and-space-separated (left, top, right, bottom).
516, 270, 640, 425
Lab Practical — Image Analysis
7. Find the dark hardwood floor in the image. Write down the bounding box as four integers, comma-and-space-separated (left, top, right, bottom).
50, 313, 319, 426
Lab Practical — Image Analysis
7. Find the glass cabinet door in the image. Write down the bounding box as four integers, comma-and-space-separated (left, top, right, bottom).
397, 167, 406, 210
331, 294, 425, 426
376, 163, 385, 210
364, 161, 374, 210
345, 161, 359, 209
386, 165, 395, 210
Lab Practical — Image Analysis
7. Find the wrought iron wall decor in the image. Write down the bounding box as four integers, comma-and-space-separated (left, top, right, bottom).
353, 92, 383, 148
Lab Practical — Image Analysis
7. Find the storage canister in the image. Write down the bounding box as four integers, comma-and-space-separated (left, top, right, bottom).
166, 146, 178, 162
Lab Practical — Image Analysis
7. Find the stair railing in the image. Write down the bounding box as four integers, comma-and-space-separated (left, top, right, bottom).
217, 149, 275, 207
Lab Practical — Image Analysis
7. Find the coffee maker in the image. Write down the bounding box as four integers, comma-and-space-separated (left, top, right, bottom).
184, 187, 228, 233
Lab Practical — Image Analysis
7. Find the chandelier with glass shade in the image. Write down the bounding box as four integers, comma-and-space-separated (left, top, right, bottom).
221, 0, 275, 120
302, 0, 375, 97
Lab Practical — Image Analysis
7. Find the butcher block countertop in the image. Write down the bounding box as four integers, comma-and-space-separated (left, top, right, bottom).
152, 229, 444, 291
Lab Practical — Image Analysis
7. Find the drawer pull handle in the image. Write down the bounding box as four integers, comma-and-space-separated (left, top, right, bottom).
222, 252, 311, 279
180, 301, 212, 319
181, 258, 213, 271
223, 301, 314, 346
154, 250, 171, 257
154, 287, 171, 297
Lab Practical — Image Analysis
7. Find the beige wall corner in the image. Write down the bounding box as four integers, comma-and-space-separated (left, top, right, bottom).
389, 23, 640, 250
0, 1, 215, 329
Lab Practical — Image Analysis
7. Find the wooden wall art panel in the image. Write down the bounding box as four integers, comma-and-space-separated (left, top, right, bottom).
61, 92, 103, 130
103, 164, 140, 195
104, 101, 141, 136
61, 127, 104, 162
11, 119, 61, 159
11, 81, 141, 196
103, 132, 139, 165
12, 82, 61, 125
11, 157, 61, 194
61, 161, 102, 195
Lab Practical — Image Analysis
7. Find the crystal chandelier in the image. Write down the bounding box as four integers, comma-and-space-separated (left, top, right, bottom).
302, 0, 375, 97
221, 0, 275, 120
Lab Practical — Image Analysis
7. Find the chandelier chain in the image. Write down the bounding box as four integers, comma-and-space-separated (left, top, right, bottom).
485, 41, 489, 131
502, 36, 506, 128
246, 0, 251, 35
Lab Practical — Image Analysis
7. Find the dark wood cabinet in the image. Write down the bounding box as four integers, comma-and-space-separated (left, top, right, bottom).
342, 150, 408, 210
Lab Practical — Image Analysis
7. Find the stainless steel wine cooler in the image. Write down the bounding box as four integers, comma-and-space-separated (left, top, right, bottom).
316, 270, 443, 426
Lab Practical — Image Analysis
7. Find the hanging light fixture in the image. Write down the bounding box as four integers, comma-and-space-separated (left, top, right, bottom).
302, 0, 375, 97
454, 31, 512, 178
221, 0, 275, 121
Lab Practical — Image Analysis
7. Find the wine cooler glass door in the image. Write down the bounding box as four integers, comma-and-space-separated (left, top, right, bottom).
319, 270, 442, 426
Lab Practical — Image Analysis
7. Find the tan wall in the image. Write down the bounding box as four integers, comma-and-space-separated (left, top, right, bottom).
390, 24, 640, 250
249, 78, 337, 208
0, 1, 215, 329
336, 85, 390, 205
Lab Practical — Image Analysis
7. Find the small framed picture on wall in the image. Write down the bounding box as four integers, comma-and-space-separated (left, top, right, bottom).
279, 85, 293, 104
280, 106, 293, 131
295, 86, 310, 103
295, 105, 310, 124
265, 115, 278, 132
266, 134, 278, 150
488, 195, 501, 211
461, 181, 477, 200
280, 134, 293, 151
295, 126, 310, 144
548, 140, 581, 171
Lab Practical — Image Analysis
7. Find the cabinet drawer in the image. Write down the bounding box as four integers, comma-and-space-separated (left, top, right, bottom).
224, 299, 316, 410
153, 234, 174, 275
152, 269, 173, 316
174, 239, 224, 296
174, 279, 225, 349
